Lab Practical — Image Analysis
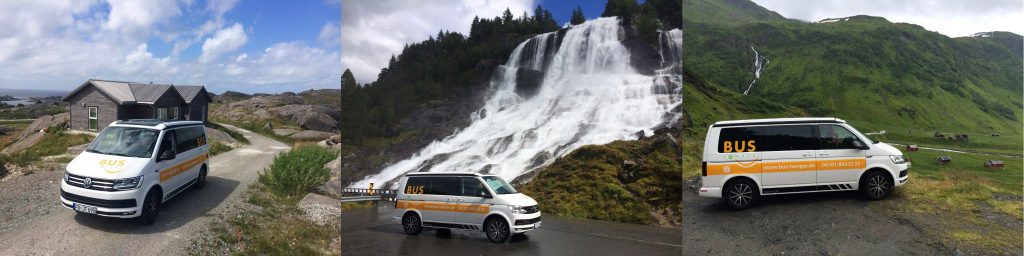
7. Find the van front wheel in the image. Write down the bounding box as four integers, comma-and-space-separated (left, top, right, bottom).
138, 190, 160, 225
485, 217, 510, 243
861, 171, 893, 200
725, 179, 758, 210
402, 213, 423, 235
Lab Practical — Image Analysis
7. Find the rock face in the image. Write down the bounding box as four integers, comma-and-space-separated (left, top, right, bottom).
204, 127, 238, 144
515, 68, 545, 98
290, 130, 335, 140
210, 93, 341, 133
1, 113, 70, 155
273, 129, 300, 136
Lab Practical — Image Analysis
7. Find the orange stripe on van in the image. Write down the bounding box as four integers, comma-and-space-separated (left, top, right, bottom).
397, 200, 489, 214
159, 154, 208, 182
706, 158, 866, 176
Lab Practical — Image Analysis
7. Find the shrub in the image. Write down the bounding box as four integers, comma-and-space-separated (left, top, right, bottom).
258, 146, 336, 197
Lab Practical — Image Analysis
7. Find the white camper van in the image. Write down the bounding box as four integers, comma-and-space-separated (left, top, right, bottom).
393, 173, 541, 243
698, 118, 909, 209
60, 120, 209, 224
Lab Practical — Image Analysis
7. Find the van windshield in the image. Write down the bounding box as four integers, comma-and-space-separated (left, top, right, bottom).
86, 126, 160, 158
482, 176, 518, 194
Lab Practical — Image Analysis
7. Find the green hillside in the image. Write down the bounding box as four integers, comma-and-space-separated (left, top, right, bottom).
684, 13, 1022, 135
682, 0, 787, 25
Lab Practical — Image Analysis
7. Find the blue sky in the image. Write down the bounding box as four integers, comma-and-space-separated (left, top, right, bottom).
341, 0, 622, 84
0, 0, 341, 93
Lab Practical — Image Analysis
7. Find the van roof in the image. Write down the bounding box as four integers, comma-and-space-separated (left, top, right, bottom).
712, 117, 845, 128
405, 172, 485, 177
111, 119, 204, 130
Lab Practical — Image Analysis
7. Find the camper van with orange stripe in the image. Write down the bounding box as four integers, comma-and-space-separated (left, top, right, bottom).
60, 120, 209, 224
699, 118, 909, 209
394, 173, 541, 243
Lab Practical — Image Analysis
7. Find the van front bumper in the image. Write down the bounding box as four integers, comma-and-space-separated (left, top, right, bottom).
511, 212, 542, 233
896, 163, 910, 186
60, 180, 142, 218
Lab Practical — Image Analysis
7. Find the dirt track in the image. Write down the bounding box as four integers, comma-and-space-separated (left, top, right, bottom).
681, 178, 946, 255
0, 124, 288, 255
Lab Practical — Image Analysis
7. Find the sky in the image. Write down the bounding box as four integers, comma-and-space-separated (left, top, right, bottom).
341, 0, 609, 84
0, 0, 341, 93
753, 0, 1024, 37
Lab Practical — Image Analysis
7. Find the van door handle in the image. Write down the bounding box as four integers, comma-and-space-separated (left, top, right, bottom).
802, 154, 814, 157
819, 153, 830, 157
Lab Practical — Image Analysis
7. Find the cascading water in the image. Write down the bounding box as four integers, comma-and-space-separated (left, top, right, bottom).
742, 45, 768, 95
354, 17, 682, 188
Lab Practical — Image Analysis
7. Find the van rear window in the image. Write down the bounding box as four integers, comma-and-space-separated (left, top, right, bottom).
718, 125, 818, 152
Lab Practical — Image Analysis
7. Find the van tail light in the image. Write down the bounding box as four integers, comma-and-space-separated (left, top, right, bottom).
701, 162, 707, 176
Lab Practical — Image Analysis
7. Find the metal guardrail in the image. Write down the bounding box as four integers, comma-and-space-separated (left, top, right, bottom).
339, 188, 397, 202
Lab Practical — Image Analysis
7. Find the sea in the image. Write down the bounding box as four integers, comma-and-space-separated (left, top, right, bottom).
0, 88, 66, 106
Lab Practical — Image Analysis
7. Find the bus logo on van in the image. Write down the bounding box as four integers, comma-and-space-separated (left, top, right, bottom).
722, 140, 756, 153
99, 159, 127, 174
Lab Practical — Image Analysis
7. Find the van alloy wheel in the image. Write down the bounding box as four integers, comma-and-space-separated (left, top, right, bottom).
402, 213, 422, 235
729, 183, 752, 207
139, 191, 159, 225
862, 172, 892, 200
486, 218, 510, 243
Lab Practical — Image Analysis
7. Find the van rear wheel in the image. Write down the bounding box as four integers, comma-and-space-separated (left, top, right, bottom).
193, 166, 208, 190
861, 171, 893, 200
485, 217, 510, 243
725, 179, 758, 210
402, 213, 423, 235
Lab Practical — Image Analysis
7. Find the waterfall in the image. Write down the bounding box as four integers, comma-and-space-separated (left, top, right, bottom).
354, 17, 682, 188
743, 45, 769, 95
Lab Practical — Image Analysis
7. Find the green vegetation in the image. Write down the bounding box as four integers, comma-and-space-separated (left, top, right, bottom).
258, 146, 336, 197
210, 117, 296, 144
0, 119, 33, 147
519, 136, 682, 226
682, 0, 786, 26
208, 142, 233, 156
0, 103, 65, 119
570, 6, 586, 25
189, 183, 338, 256
207, 122, 250, 144
0, 124, 91, 167
881, 147, 1022, 254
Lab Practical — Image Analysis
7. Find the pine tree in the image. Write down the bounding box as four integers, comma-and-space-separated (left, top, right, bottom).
571, 6, 586, 25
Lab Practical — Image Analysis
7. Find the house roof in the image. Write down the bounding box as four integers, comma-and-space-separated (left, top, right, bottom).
172, 85, 206, 103
65, 79, 206, 105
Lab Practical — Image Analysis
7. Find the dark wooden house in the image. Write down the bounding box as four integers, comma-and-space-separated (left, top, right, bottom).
937, 156, 952, 164
906, 145, 919, 151
63, 79, 211, 131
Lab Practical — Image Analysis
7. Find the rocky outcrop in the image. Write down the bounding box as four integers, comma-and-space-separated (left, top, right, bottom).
289, 130, 335, 140
204, 127, 238, 144
211, 93, 341, 132
2, 113, 70, 155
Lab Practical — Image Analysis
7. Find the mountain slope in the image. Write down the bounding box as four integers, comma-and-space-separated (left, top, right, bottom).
684, 13, 1023, 134
682, 0, 787, 25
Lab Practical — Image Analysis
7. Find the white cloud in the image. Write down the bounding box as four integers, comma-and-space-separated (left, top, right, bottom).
199, 23, 248, 63
0, 0, 340, 93
753, 0, 1024, 37
341, 0, 535, 83
318, 21, 341, 46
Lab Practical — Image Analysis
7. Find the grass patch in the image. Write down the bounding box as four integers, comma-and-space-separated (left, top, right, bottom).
208, 142, 233, 156
211, 117, 299, 144
519, 135, 682, 226
207, 122, 250, 144
0, 119, 33, 148
189, 183, 338, 256
882, 148, 1022, 254
0, 125, 92, 167
258, 145, 336, 197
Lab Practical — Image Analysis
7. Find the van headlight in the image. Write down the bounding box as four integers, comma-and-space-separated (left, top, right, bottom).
508, 205, 527, 214
889, 155, 906, 164
112, 175, 144, 190
63, 171, 70, 183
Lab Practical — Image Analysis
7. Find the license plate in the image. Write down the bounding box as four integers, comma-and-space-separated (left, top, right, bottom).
73, 203, 97, 214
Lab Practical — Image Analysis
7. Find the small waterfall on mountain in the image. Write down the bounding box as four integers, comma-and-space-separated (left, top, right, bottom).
354, 17, 682, 188
742, 45, 769, 95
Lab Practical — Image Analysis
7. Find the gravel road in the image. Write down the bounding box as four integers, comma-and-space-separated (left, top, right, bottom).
0, 124, 288, 255
681, 177, 946, 255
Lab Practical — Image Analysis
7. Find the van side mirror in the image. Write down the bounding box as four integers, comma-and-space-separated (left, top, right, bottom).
479, 190, 492, 198
852, 140, 869, 150
158, 149, 175, 161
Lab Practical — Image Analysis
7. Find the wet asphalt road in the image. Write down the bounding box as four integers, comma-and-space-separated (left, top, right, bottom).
341, 203, 682, 255
681, 180, 942, 255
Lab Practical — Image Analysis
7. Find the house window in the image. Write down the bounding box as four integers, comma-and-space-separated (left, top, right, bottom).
156, 108, 168, 120
88, 106, 98, 131
169, 107, 178, 120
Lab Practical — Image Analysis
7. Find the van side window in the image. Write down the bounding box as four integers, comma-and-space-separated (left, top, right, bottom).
819, 125, 862, 149
405, 177, 427, 194
174, 126, 206, 154
158, 131, 176, 157
425, 177, 460, 196
461, 177, 488, 197
718, 125, 818, 152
